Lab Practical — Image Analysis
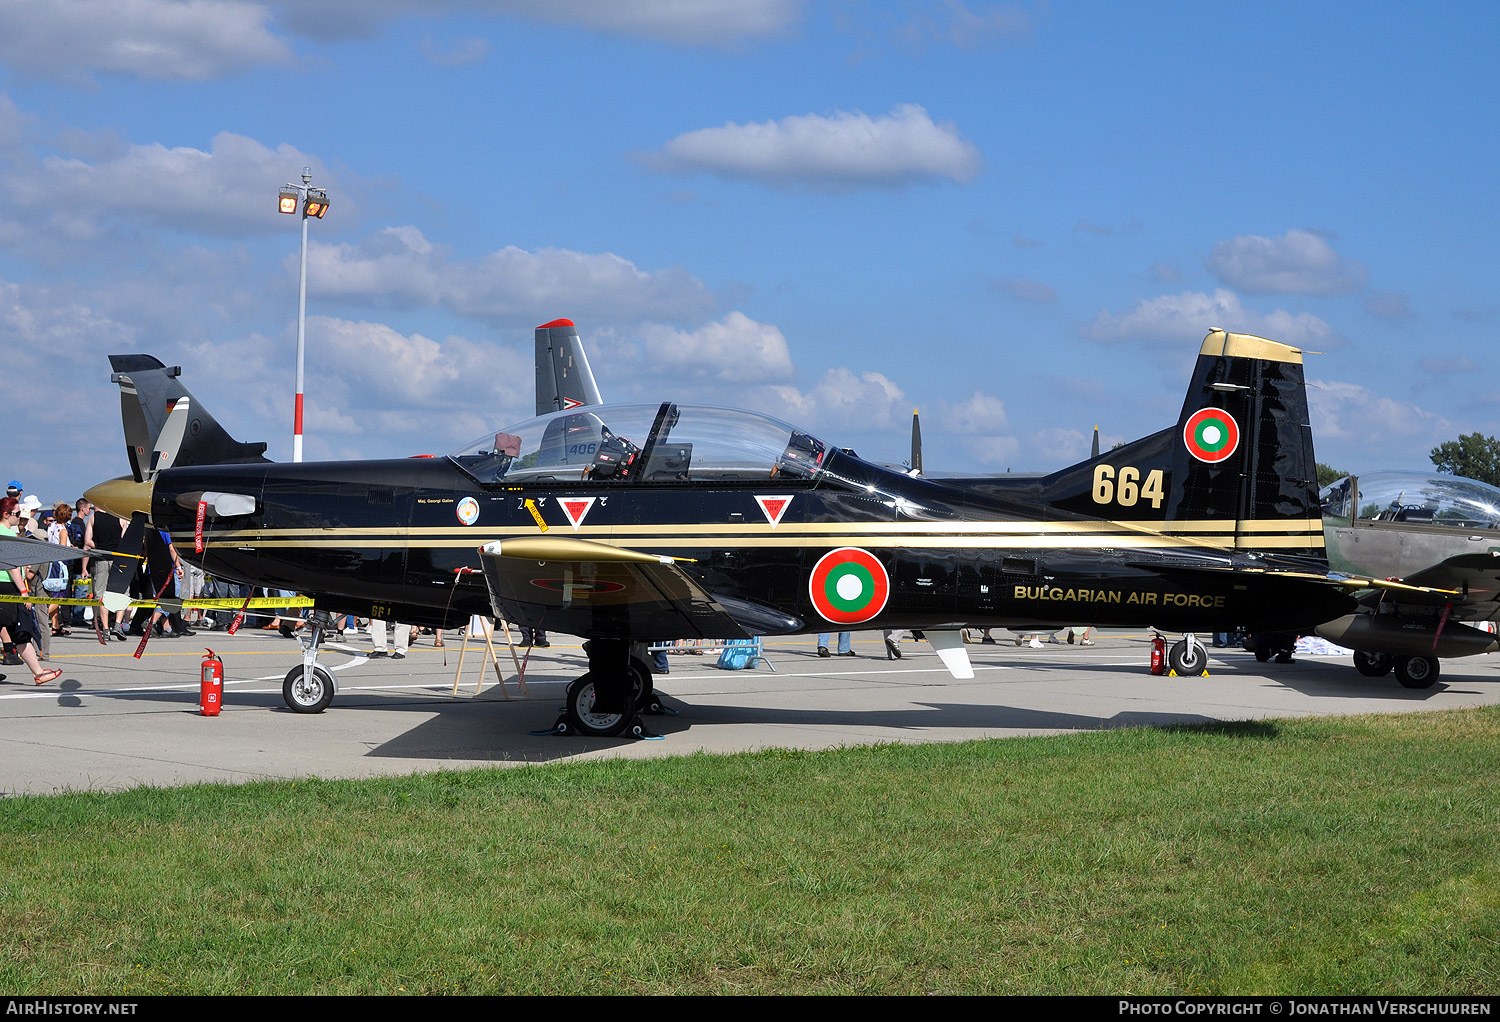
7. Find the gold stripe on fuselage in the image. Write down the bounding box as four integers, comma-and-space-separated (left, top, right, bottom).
196, 517, 1325, 540
182, 531, 1323, 552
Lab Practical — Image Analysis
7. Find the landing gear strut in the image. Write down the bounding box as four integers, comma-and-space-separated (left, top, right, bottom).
282, 610, 337, 713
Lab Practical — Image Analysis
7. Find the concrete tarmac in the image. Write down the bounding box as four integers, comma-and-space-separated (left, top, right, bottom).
3, 625, 1498, 795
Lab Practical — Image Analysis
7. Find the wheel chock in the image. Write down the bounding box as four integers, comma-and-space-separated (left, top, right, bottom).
538, 712, 660, 739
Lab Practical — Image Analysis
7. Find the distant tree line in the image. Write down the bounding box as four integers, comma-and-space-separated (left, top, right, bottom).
1430, 433, 1500, 489
1316, 463, 1349, 488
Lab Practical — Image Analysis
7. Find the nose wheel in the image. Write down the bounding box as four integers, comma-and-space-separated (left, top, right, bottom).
283, 663, 335, 713
1168, 635, 1208, 675
281, 610, 337, 713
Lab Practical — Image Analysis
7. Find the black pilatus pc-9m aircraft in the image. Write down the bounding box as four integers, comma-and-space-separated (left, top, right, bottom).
88, 327, 1384, 738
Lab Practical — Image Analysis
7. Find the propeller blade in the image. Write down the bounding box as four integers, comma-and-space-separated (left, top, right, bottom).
102, 512, 148, 614
1091, 425, 1100, 459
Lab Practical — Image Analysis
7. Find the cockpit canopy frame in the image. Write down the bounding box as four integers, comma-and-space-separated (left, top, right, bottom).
448, 401, 828, 487
1320, 470, 1500, 530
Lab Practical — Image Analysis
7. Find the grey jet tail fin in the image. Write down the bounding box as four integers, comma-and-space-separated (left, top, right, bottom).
534, 318, 604, 416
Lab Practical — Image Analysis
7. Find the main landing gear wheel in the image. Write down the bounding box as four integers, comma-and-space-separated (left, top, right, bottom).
630, 655, 669, 715
1353, 651, 1393, 678
1394, 655, 1439, 689
1254, 647, 1273, 663
283, 663, 335, 713
561, 673, 642, 738
1169, 638, 1208, 675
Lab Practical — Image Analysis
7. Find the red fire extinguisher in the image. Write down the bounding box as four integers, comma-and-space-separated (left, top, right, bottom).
200, 648, 223, 716
1149, 633, 1166, 675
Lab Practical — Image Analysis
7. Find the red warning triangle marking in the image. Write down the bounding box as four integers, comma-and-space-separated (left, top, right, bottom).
755, 494, 794, 529
559, 496, 596, 531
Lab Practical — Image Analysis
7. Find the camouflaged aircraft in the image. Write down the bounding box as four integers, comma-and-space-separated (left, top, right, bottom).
87, 327, 1376, 738
1310, 470, 1500, 687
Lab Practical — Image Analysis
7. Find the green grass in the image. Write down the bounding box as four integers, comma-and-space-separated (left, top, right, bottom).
3, 709, 1499, 994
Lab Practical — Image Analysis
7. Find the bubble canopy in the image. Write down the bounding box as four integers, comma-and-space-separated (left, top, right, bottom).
1320, 470, 1500, 529
448, 402, 828, 486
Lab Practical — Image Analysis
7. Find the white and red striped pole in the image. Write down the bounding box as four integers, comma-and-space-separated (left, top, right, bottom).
294, 198, 308, 462
279, 167, 328, 463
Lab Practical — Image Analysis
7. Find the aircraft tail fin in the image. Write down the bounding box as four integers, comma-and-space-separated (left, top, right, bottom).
108, 354, 269, 481
535, 318, 603, 416
1036, 330, 1325, 559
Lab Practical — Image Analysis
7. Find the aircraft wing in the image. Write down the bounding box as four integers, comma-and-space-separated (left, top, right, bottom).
477, 537, 777, 640
0, 536, 88, 572
1378, 553, 1500, 618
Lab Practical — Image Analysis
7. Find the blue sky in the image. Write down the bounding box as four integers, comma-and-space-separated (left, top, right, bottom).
2, 1, 1496, 503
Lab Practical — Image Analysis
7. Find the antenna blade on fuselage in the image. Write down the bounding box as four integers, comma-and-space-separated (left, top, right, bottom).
910, 408, 923, 476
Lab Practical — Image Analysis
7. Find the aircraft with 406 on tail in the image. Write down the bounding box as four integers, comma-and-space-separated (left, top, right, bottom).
89, 326, 1416, 738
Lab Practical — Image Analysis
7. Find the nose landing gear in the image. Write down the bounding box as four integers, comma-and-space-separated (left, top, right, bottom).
282, 610, 338, 713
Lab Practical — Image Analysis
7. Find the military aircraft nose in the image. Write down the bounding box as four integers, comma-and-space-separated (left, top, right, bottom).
84, 475, 155, 520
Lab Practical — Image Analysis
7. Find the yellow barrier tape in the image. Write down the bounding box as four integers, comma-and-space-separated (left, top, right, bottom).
0, 593, 315, 609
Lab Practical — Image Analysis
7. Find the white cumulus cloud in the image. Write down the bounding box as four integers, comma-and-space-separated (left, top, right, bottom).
1307, 379, 1455, 467
1081, 289, 1344, 354
1205, 229, 1367, 296
641, 104, 982, 189
762, 367, 907, 431
305, 226, 716, 327
0, 0, 294, 83
1026, 427, 1088, 465
639, 312, 794, 384
2, 131, 335, 241
933, 391, 1009, 434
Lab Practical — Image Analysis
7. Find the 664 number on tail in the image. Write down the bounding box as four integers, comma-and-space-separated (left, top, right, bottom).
1092, 465, 1165, 509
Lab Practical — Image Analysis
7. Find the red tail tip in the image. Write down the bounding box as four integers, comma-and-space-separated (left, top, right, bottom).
538, 318, 575, 329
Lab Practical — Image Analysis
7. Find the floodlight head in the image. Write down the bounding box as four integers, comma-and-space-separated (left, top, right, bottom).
278, 187, 299, 215
303, 188, 329, 219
